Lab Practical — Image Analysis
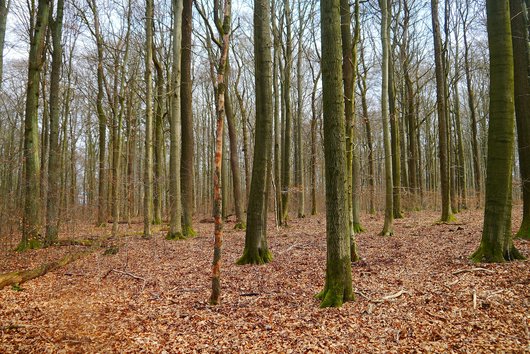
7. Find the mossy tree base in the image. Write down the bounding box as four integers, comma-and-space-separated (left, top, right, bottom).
352, 223, 364, 233
15, 238, 42, 252
316, 286, 354, 308
379, 229, 393, 237
470, 243, 526, 263
166, 231, 186, 241
437, 214, 457, 224
233, 222, 246, 231
236, 247, 272, 265
515, 221, 530, 240
182, 225, 197, 238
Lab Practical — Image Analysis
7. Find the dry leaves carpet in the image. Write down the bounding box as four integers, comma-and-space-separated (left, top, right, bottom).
0, 208, 529, 353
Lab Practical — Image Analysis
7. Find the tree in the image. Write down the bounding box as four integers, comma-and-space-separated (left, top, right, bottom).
431, 0, 454, 223
224, 63, 245, 229
167, 0, 184, 240
511, 0, 530, 240
210, 0, 232, 306
181, 0, 196, 237
280, 0, 293, 225
19, 0, 50, 250
0, 0, 9, 87
380, 0, 394, 236
471, 0, 525, 262
45, 0, 65, 246
237, 0, 273, 265
143, 0, 154, 239
316, 0, 353, 308
340, 0, 360, 259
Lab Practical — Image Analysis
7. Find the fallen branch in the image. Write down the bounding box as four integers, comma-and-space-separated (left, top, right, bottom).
111, 269, 146, 282
452, 267, 494, 276
240, 292, 260, 297
0, 235, 111, 291
355, 288, 409, 303
0, 250, 92, 290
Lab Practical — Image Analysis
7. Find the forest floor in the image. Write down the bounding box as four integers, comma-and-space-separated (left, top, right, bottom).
0, 208, 529, 353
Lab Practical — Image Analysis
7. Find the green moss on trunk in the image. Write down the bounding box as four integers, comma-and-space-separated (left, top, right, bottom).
166, 231, 185, 240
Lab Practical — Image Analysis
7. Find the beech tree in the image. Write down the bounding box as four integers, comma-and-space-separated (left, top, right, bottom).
45, 0, 65, 245
511, 0, 530, 240
167, 0, 184, 240
237, 0, 273, 265
0, 0, 9, 87
19, 0, 50, 250
471, 0, 524, 262
317, 0, 353, 308
181, 0, 196, 237
431, 0, 454, 223
380, 0, 394, 236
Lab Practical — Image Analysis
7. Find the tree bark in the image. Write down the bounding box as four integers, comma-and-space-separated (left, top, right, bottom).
431, 0, 454, 223
471, 0, 524, 262
181, 0, 195, 237
317, 0, 353, 308
237, 0, 273, 265
19, 0, 50, 250
167, 0, 184, 239
45, 0, 64, 246
0, 0, 9, 88
380, 0, 394, 236
511, 0, 530, 240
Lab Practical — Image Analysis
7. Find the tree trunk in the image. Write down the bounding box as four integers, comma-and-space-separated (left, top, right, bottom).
224, 65, 245, 228
167, 0, 184, 239
380, 0, 394, 236
280, 0, 293, 225
0, 0, 9, 88
45, 0, 64, 246
471, 0, 524, 262
237, 0, 273, 265
431, 0, 453, 223
295, 1, 305, 219
462, 0, 482, 208
153, 46, 164, 226
19, 0, 50, 250
181, 0, 195, 237
511, 0, 530, 240
317, 0, 353, 308
143, 0, 154, 239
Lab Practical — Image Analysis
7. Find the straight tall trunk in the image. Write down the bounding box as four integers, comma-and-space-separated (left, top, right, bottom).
45, 0, 64, 246
153, 46, 164, 225
0, 0, 9, 87
224, 66, 245, 228
281, 0, 293, 225
20, 0, 50, 250
317, 0, 353, 308
167, 0, 184, 239
462, 0, 482, 207
210, 0, 232, 306
181, 0, 195, 236
431, 0, 453, 222
237, 0, 273, 265
143, 0, 154, 239
380, 0, 394, 236
511, 0, 530, 240
471, 0, 524, 262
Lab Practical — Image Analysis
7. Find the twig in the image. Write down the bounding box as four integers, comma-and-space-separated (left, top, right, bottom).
425, 310, 448, 322
472, 288, 477, 310
279, 243, 300, 255
240, 292, 260, 297
112, 269, 146, 281
355, 288, 409, 303
452, 267, 494, 275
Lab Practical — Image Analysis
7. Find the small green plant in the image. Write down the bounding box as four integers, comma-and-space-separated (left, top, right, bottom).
103, 245, 119, 255
11, 284, 23, 292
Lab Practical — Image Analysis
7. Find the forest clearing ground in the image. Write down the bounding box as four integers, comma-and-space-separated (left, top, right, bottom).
0, 208, 529, 353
